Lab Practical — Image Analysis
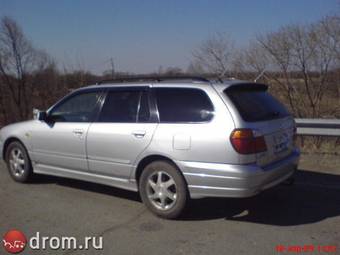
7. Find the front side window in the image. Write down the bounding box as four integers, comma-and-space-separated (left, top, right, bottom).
49, 92, 101, 122
98, 90, 150, 123
154, 88, 214, 123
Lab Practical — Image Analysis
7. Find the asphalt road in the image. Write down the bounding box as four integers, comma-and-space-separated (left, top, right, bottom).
0, 156, 339, 255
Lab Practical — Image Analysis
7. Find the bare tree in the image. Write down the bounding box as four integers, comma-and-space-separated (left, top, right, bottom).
319, 15, 340, 61
163, 67, 183, 76
192, 33, 234, 77
0, 16, 50, 121
256, 15, 340, 118
231, 42, 270, 81
186, 61, 205, 75
0, 80, 8, 125
317, 15, 340, 105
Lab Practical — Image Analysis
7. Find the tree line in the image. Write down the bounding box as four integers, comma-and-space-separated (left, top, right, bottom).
0, 15, 339, 127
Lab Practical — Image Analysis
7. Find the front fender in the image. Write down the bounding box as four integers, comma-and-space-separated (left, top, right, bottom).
0, 120, 36, 160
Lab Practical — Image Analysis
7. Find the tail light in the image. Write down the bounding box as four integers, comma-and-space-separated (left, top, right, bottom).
230, 129, 267, 154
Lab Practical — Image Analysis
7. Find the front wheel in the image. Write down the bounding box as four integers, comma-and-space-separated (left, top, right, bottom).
139, 160, 188, 219
5, 141, 33, 183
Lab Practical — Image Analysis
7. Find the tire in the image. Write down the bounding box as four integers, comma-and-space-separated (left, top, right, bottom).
5, 141, 33, 183
139, 160, 188, 219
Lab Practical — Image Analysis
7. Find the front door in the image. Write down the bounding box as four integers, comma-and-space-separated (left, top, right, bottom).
31, 90, 102, 172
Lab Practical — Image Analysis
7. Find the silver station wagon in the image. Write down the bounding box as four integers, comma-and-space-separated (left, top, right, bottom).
0, 76, 300, 218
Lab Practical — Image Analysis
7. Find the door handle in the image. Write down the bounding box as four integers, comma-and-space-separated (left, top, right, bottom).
73, 129, 84, 138
132, 130, 146, 138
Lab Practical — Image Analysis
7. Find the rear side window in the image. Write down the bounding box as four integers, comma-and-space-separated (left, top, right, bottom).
154, 88, 214, 123
98, 90, 150, 123
225, 86, 289, 122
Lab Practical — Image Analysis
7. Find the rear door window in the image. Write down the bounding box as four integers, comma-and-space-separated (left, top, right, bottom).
98, 90, 150, 123
225, 85, 290, 122
154, 88, 214, 123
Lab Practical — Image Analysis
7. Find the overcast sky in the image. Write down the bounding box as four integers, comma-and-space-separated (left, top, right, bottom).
0, 0, 338, 74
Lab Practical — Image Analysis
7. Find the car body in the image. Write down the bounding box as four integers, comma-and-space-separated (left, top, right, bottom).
0, 77, 300, 218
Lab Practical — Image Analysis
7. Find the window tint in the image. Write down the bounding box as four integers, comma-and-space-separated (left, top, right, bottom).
155, 88, 214, 123
138, 91, 150, 122
99, 90, 150, 123
225, 88, 290, 122
50, 92, 100, 122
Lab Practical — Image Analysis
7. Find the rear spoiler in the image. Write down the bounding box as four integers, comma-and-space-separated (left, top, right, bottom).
224, 83, 268, 92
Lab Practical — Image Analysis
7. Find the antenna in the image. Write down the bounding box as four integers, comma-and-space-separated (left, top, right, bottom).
254, 68, 266, 82
219, 69, 228, 79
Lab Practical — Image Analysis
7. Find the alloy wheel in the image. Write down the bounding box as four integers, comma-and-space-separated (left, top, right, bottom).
9, 147, 26, 177
146, 171, 177, 210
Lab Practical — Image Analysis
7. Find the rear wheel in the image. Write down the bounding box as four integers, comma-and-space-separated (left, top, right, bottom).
139, 160, 188, 219
5, 141, 33, 183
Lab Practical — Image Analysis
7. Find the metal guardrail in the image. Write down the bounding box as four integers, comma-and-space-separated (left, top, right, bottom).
295, 118, 340, 136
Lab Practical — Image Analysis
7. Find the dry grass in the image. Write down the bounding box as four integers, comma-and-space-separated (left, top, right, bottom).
297, 136, 340, 154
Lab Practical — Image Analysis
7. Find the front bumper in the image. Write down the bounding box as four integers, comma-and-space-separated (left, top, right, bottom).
177, 149, 300, 199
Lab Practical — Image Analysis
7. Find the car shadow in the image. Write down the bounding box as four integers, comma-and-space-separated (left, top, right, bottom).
32, 174, 141, 202
181, 169, 340, 225
31, 169, 340, 225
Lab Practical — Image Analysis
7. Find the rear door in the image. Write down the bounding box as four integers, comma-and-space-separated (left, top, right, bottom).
224, 85, 295, 166
86, 87, 158, 179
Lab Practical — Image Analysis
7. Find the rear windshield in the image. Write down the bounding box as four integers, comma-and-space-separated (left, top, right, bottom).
225, 86, 290, 122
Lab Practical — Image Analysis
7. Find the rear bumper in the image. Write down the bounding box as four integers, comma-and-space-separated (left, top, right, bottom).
176, 149, 300, 199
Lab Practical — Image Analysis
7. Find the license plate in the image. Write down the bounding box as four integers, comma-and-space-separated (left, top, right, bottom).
274, 132, 289, 154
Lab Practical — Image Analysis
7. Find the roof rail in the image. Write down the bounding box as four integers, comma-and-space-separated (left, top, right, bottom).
97, 75, 210, 84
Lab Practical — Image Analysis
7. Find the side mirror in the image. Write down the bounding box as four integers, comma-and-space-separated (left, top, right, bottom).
33, 109, 47, 121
